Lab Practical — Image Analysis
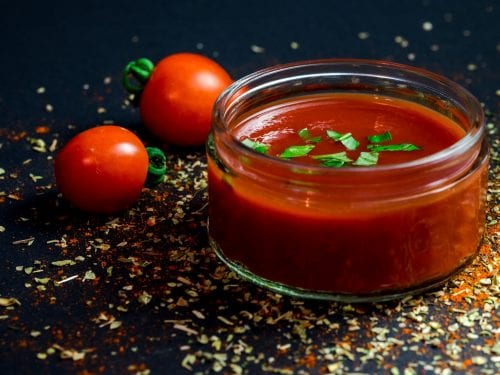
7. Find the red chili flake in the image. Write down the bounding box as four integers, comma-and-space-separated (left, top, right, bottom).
462, 358, 473, 368
297, 353, 317, 368
35, 126, 50, 134
0, 130, 27, 142
68, 238, 79, 246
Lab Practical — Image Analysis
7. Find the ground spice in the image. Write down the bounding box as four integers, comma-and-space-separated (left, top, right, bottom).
0, 67, 498, 375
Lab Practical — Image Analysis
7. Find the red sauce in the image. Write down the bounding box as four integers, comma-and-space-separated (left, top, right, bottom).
208, 93, 487, 296
234, 94, 464, 165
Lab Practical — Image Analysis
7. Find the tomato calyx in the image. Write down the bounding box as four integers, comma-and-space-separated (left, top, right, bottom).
145, 147, 167, 187
123, 57, 155, 95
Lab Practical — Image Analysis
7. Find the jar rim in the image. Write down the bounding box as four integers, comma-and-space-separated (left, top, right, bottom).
213, 58, 485, 175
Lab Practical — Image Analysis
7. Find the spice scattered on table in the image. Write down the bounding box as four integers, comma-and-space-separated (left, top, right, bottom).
0, 42, 498, 374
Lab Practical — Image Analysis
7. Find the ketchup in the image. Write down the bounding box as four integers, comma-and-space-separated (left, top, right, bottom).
208, 92, 487, 297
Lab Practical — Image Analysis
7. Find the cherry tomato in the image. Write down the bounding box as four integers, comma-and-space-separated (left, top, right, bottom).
54, 125, 149, 214
124, 53, 232, 146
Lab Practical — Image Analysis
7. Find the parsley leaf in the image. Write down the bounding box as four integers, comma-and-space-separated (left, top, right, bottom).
367, 143, 420, 152
298, 128, 322, 143
312, 152, 353, 167
353, 151, 379, 166
326, 130, 360, 150
280, 144, 315, 158
298, 128, 310, 139
241, 138, 270, 154
367, 131, 392, 144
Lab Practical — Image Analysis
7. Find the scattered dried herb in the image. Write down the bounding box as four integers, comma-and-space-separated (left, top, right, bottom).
0, 64, 497, 375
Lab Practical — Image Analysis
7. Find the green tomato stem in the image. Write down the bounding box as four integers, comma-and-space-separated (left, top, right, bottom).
146, 147, 167, 187
122, 58, 155, 95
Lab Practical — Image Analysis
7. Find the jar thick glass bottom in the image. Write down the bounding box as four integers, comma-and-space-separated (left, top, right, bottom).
209, 235, 477, 303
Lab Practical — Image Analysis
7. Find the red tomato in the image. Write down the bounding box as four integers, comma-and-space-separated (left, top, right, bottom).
54, 125, 149, 214
139, 53, 232, 146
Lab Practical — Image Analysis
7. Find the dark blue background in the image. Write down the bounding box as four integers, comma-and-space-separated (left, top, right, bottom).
1, 0, 497, 128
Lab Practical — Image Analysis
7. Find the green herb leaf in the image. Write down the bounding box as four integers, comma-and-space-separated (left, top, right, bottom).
353, 152, 379, 166
367, 143, 420, 152
241, 138, 270, 154
280, 144, 315, 158
298, 128, 310, 139
326, 130, 360, 150
298, 128, 322, 143
312, 152, 353, 167
51, 259, 77, 267
367, 131, 392, 144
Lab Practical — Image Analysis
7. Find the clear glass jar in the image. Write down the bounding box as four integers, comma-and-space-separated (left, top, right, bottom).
207, 59, 489, 302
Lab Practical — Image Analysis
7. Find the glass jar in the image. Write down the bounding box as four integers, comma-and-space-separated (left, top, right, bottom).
207, 59, 489, 302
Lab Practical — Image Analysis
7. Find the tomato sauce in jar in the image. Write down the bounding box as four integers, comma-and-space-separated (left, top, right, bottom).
207, 60, 488, 302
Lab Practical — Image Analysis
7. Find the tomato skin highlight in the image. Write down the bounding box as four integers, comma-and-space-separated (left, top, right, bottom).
54, 125, 149, 214
139, 53, 232, 146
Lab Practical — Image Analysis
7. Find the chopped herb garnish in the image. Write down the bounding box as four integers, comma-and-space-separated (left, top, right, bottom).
367, 143, 421, 152
280, 144, 315, 159
312, 152, 353, 167
309, 137, 322, 143
298, 128, 322, 143
325, 130, 343, 141
298, 128, 310, 139
353, 151, 379, 166
241, 138, 270, 154
367, 131, 392, 144
326, 130, 360, 150
244, 129, 418, 167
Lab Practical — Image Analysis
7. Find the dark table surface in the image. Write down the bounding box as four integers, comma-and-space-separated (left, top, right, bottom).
0, 1, 498, 374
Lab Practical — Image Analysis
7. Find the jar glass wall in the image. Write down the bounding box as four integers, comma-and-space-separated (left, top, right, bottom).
207, 59, 489, 302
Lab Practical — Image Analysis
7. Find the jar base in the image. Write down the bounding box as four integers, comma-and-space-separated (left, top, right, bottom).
209, 236, 474, 303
